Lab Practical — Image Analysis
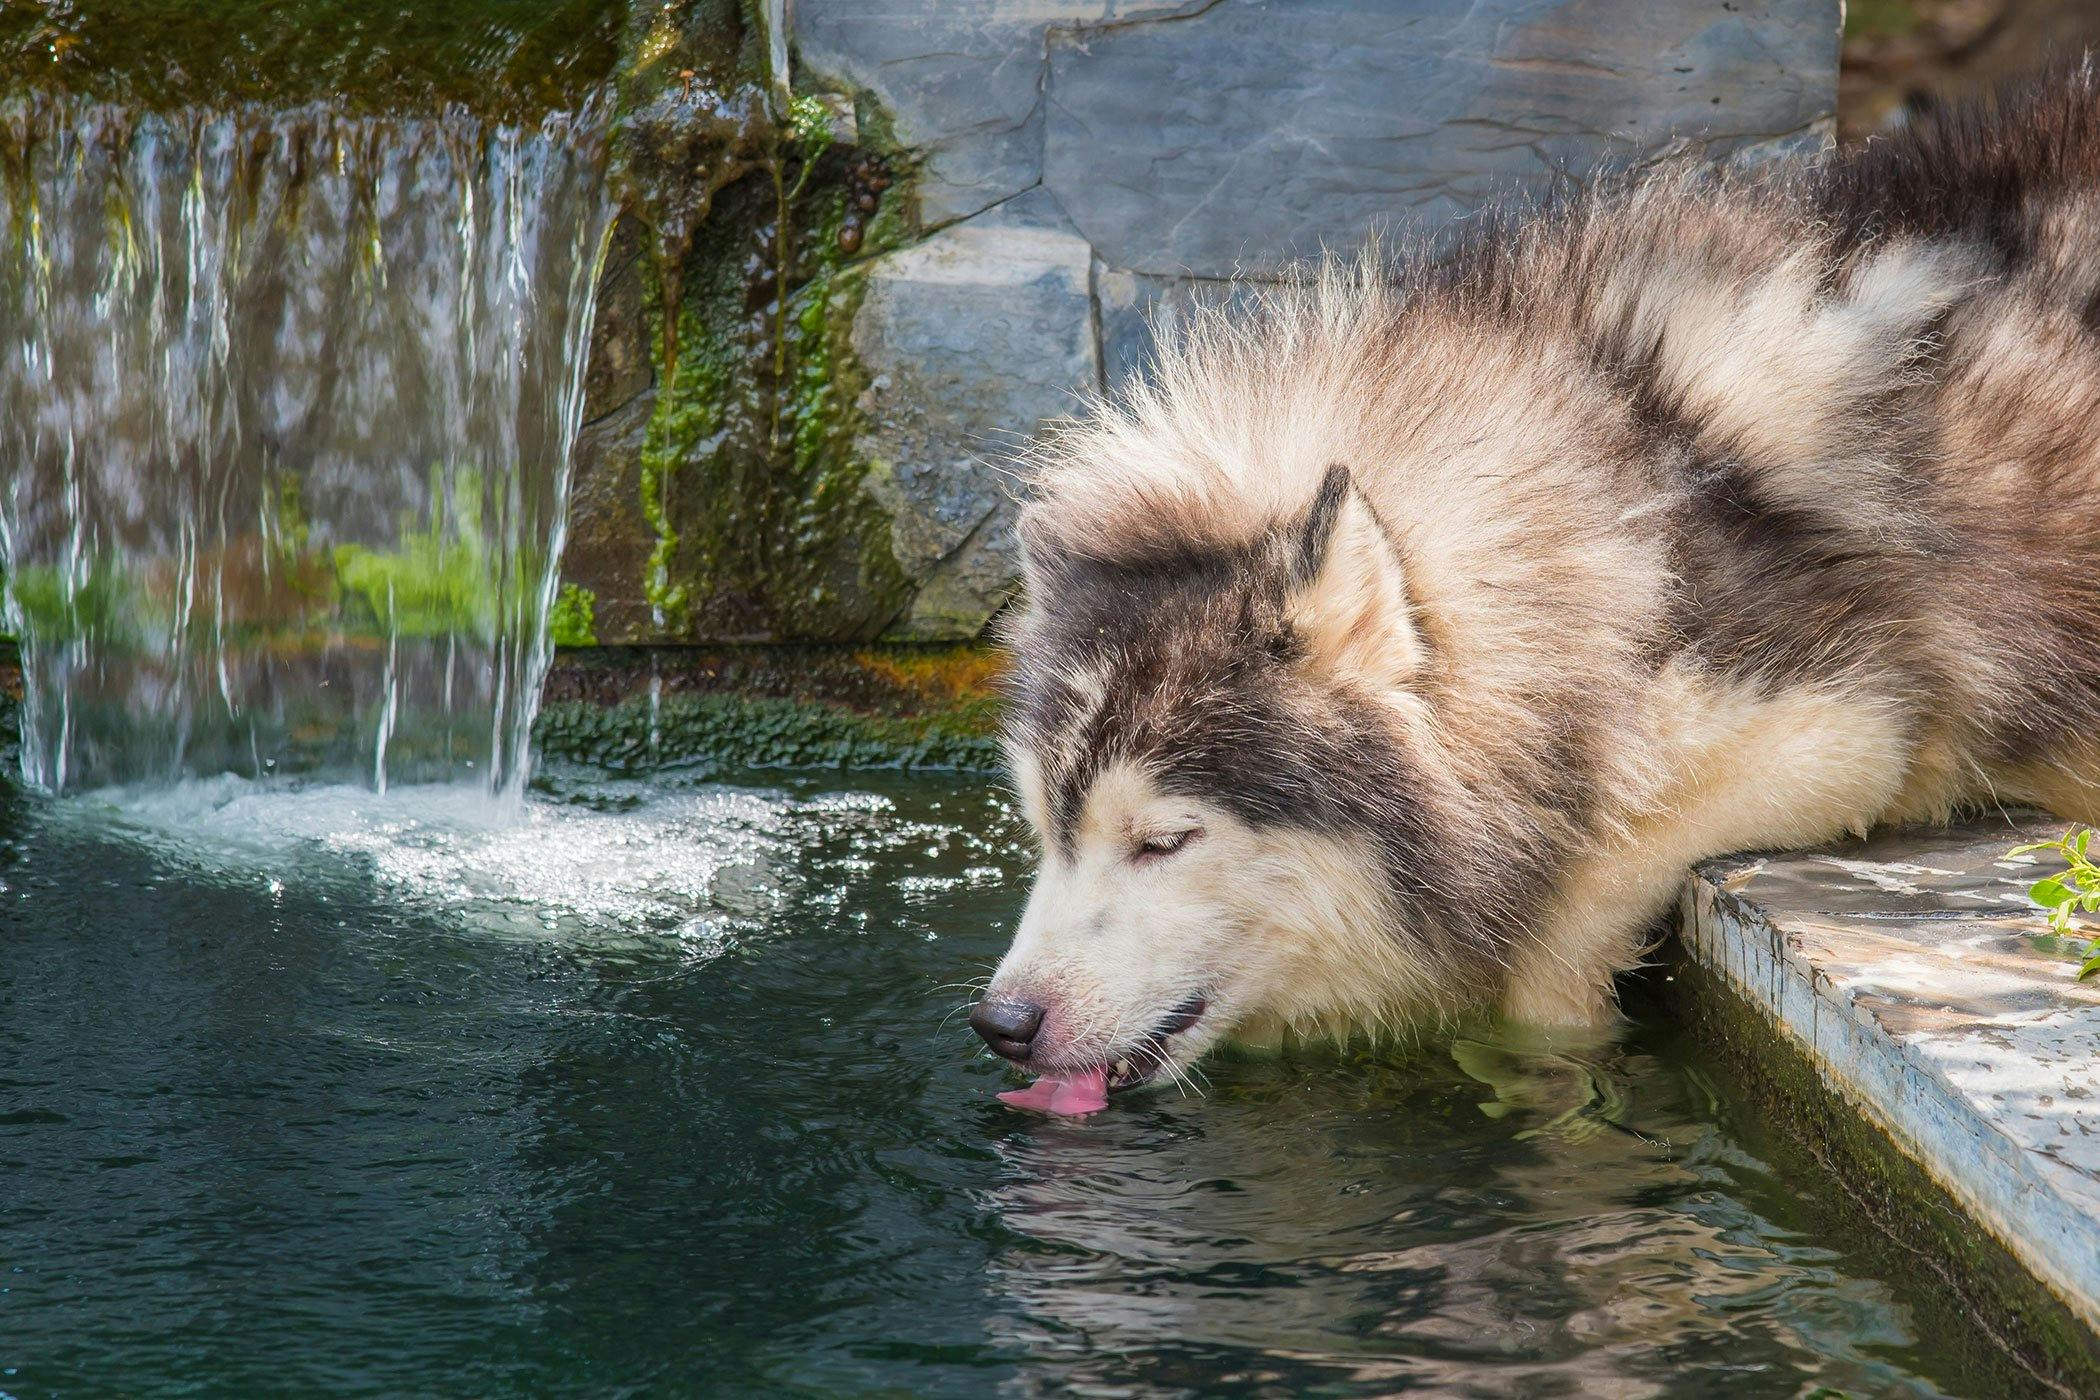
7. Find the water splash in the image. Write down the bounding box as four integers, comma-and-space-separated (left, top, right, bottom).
0, 96, 614, 798
47, 768, 793, 944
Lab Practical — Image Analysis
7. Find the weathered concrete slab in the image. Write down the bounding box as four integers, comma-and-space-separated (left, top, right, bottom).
1681, 818, 2100, 1337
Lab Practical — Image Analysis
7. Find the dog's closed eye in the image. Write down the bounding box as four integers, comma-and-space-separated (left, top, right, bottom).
1133, 828, 1202, 863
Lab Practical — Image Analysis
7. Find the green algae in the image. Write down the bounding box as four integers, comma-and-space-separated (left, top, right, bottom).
532, 641, 1004, 773
533, 689, 997, 774
548, 583, 599, 648
577, 0, 925, 644
623, 111, 913, 643
332, 536, 496, 641
633, 241, 727, 633
330, 467, 511, 640
3, 466, 545, 652
3, 559, 143, 645
0, 0, 939, 658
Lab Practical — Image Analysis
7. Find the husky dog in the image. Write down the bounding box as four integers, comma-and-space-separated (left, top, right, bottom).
968, 70, 2100, 1113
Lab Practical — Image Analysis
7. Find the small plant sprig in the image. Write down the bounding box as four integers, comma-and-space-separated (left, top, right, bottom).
2010, 826, 2100, 981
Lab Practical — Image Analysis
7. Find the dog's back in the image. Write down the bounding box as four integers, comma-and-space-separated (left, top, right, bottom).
1807, 66, 2100, 822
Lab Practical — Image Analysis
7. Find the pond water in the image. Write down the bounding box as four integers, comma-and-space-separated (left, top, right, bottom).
0, 765, 2038, 1397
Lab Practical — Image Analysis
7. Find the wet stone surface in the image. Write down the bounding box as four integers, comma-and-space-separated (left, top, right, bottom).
849, 188, 1095, 638
1685, 816, 2100, 1338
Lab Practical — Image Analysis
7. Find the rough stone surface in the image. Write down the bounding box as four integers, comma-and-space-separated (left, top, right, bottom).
849, 188, 1096, 638
793, 1, 1209, 228
1046, 0, 1838, 278
577, 0, 1842, 640
1682, 819, 2100, 1338
1094, 265, 1266, 384
562, 217, 660, 645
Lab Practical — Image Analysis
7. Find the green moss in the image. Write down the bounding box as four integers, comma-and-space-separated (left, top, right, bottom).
775, 250, 913, 635
331, 467, 506, 639
534, 690, 997, 773
595, 0, 925, 648
634, 255, 721, 632
629, 152, 913, 642
548, 582, 599, 647
613, 0, 759, 115
533, 641, 1003, 771
332, 538, 496, 640
3, 559, 143, 644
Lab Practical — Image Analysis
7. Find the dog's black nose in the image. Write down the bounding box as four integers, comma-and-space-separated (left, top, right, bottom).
969, 998, 1044, 1061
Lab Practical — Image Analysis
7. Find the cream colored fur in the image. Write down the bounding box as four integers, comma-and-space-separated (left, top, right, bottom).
999, 756, 1440, 1081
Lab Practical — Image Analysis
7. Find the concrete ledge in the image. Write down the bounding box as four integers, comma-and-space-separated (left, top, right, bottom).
1679, 817, 2100, 1377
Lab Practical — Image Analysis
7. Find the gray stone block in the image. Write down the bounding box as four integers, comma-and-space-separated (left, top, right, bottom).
1044, 0, 1839, 278
795, 0, 1216, 227
1095, 263, 1276, 385
585, 0, 1843, 642
848, 188, 1098, 637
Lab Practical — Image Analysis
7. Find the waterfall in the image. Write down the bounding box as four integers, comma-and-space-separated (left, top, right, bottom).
0, 96, 613, 797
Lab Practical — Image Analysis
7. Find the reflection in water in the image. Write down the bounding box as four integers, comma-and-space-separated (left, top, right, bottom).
0, 772, 2025, 1397
978, 1039, 1942, 1399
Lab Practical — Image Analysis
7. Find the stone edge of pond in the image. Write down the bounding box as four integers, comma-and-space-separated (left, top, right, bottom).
1668, 831, 2100, 1394
530, 643, 1003, 774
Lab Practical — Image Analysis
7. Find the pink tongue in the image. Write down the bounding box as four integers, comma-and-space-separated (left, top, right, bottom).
996, 1066, 1110, 1116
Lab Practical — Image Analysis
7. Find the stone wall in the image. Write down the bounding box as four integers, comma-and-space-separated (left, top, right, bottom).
559, 0, 1841, 646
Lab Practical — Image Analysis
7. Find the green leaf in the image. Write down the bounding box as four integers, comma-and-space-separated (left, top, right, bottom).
2079, 946, 2100, 982
2029, 877, 2077, 908
2074, 828, 2092, 860
2008, 841, 2063, 858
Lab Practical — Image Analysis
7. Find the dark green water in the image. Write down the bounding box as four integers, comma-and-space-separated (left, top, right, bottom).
0, 765, 2039, 1397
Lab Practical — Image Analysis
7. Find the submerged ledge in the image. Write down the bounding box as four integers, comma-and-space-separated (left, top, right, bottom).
534, 644, 1003, 774
1673, 821, 2100, 1390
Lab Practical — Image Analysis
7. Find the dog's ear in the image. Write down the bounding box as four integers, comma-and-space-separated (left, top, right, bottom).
1283, 465, 1421, 688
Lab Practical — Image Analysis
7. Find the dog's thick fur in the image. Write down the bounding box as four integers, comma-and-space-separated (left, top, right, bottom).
982, 69, 2100, 1081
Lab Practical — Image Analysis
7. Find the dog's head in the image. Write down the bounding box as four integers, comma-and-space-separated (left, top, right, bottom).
976, 466, 1503, 1110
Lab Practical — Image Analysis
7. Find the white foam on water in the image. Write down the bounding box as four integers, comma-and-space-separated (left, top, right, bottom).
50, 773, 794, 942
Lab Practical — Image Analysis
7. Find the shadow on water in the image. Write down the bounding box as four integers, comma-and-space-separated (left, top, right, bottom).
0, 768, 2051, 1397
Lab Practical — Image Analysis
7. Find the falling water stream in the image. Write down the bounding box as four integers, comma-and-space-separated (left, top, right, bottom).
0, 96, 612, 796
